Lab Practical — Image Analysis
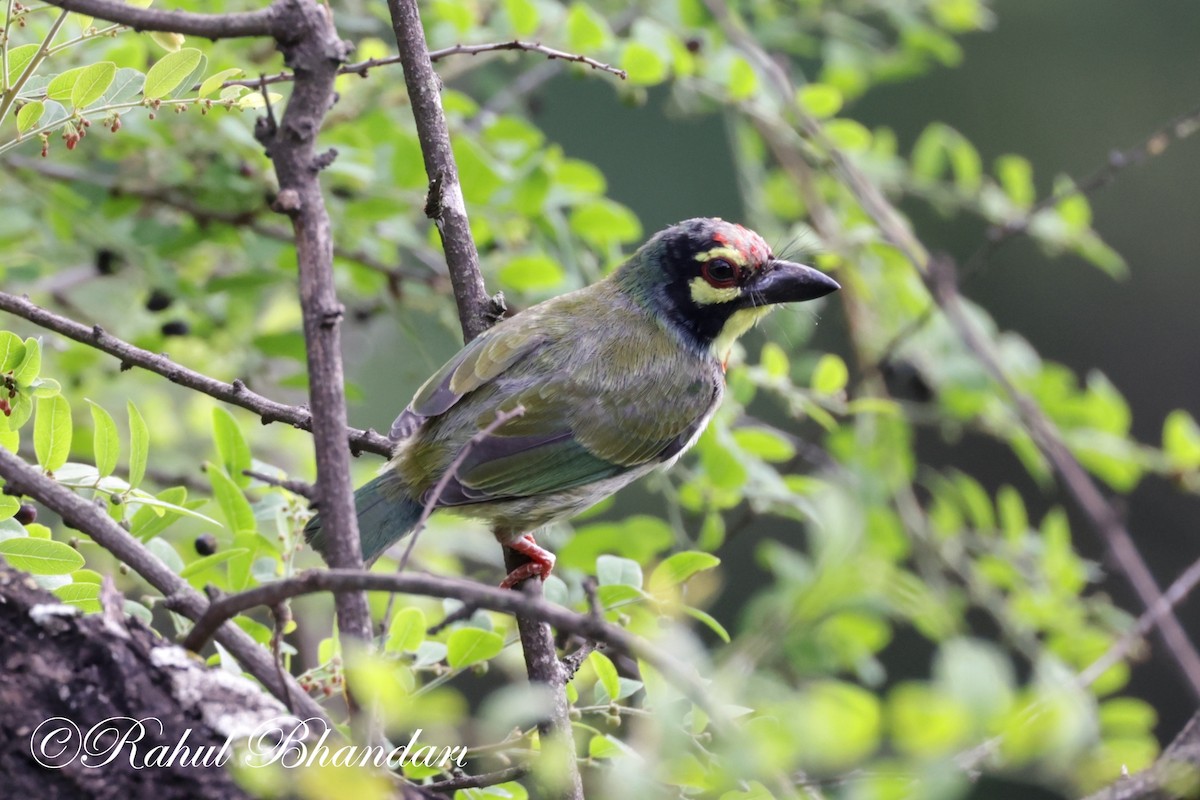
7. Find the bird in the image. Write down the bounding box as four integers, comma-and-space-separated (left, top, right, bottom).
305, 217, 839, 588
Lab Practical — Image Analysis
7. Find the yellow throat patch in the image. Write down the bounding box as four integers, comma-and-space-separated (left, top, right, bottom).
712, 306, 774, 364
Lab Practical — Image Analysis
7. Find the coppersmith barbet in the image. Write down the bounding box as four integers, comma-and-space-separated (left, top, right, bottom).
306, 218, 839, 587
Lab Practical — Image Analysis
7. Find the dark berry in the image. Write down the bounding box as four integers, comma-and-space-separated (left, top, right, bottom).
685, 37, 703, 53
161, 320, 190, 337
195, 533, 218, 556
14, 504, 36, 525
96, 249, 118, 275
145, 289, 174, 313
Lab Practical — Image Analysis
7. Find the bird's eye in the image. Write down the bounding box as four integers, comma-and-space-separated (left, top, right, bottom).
701, 258, 739, 288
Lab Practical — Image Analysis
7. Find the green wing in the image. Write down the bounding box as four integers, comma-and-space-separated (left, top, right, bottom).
391, 294, 721, 508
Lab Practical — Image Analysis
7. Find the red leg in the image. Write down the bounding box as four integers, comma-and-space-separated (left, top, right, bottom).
500, 534, 557, 589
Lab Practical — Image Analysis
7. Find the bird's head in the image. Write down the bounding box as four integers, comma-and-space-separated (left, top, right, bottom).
616, 217, 840, 358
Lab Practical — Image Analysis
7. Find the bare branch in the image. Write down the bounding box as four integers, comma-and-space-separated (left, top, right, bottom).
0, 446, 330, 723
212, 38, 625, 91
243, 468, 315, 500
38, 0, 279, 39
385, 0, 499, 342
424, 766, 529, 792
0, 291, 394, 458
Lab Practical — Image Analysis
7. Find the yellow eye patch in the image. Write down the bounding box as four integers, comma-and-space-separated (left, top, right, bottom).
694, 246, 749, 266
688, 276, 740, 306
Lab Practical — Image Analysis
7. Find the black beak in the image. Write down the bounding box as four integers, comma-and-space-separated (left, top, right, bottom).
749, 260, 840, 306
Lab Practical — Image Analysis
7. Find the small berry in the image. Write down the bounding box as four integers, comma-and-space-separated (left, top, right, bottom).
15, 504, 36, 525
145, 288, 174, 313
160, 320, 189, 337
95, 249, 118, 275
195, 533, 218, 556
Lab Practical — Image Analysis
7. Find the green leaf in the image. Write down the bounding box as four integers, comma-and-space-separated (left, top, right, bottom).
34, 395, 72, 472
179, 548, 248, 579
497, 254, 565, 292
0, 496, 17, 521
103, 68, 146, 105
597, 554, 642, 588
503, 0, 539, 36
683, 606, 730, 643
566, 3, 611, 52
797, 83, 843, 118
46, 66, 89, 101
198, 67, 243, 98
446, 628, 504, 668
649, 551, 720, 592
386, 607, 427, 653
569, 199, 642, 248
54, 581, 101, 612
824, 119, 872, 151
71, 61, 116, 109
212, 407, 252, 489
621, 42, 667, 85
12, 337, 42, 385
1164, 410, 1200, 470
130, 486, 189, 540
17, 101, 45, 133
727, 55, 758, 100
588, 650, 620, 701
27, 378, 61, 398
0, 537, 84, 574
811, 353, 849, 394
995, 154, 1035, 209
0, 332, 26, 371
143, 48, 203, 100
207, 463, 256, 534
6, 44, 38, 85
732, 428, 795, 463
127, 402, 149, 489
86, 400, 119, 478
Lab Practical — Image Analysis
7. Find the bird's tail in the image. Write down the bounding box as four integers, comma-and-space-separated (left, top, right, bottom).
303, 470, 423, 564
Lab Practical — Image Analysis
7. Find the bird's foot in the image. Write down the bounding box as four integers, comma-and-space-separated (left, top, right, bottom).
500, 534, 556, 589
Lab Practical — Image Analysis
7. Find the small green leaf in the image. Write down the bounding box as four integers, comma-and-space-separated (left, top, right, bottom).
1165, 410, 1200, 470
797, 83, 843, 118
54, 581, 102, 611
683, 606, 730, 643
503, 0, 539, 36
71, 61, 116, 109
130, 486, 188, 540
588, 650, 620, 701
207, 463, 256, 534
497, 254, 566, 292
86, 400, 119, 478
212, 407, 252, 488
17, 101, 45, 133
34, 395, 72, 472
103, 68, 146, 105
597, 554, 643, 588
12, 337, 42, 385
0, 332, 26, 371
649, 551, 720, 592
6, 44, 38, 85
179, 548, 248, 579
995, 154, 1035, 209
760, 342, 789, 379
27, 378, 61, 398
386, 607, 427, 652
0, 537, 85, 574
566, 3, 611, 52
127, 402, 149, 489
446, 628, 504, 668
732, 427, 795, 463
0, 495, 19, 521
621, 42, 667, 85
824, 119, 872, 151
46, 66, 89, 101
569, 199, 642, 248
149, 31, 186, 53
811, 353, 849, 394
198, 67, 243, 98
727, 55, 758, 100
143, 48, 202, 100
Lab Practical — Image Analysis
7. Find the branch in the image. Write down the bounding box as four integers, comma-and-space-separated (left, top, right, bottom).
385, 0, 499, 343
177, 568, 719, 721
252, 5, 372, 664
424, 766, 529, 792
38, 0, 279, 40
0, 291, 394, 458
213, 39, 625, 91
0, 446, 330, 724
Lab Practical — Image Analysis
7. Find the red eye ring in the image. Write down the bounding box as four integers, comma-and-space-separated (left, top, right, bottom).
702, 258, 739, 288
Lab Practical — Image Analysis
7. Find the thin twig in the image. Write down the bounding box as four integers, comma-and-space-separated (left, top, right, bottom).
38, 0, 278, 39
243, 468, 315, 500
209, 39, 625, 91
0, 291, 394, 457
423, 766, 529, 792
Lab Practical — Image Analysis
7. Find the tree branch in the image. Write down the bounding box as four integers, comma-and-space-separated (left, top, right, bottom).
0, 446, 330, 724
385, 0, 499, 343
38, 0, 280, 40
251, 2, 372, 667
0, 291, 394, 458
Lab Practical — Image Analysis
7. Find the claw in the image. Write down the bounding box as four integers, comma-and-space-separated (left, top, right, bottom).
500, 534, 556, 589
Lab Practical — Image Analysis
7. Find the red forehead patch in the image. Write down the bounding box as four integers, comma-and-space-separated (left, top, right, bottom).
711, 222, 771, 268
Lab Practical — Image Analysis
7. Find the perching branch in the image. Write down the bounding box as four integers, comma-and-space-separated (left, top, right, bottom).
213, 39, 626, 91
0, 291, 394, 458
385, 0, 499, 343
37, 0, 279, 40
0, 446, 330, 725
